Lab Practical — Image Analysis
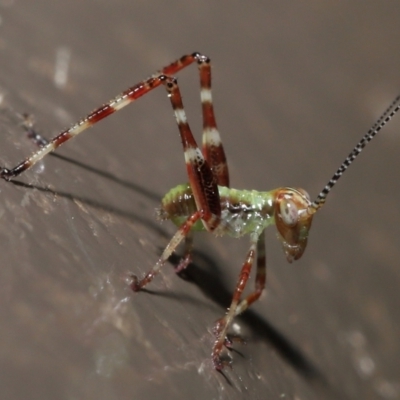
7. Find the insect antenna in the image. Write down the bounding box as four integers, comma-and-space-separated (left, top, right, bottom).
309, 93, 400, 213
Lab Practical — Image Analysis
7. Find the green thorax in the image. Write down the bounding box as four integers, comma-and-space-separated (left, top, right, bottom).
160, 183, 277, 238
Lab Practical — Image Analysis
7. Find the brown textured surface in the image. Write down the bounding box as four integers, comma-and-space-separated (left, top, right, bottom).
0, 2, 399, 399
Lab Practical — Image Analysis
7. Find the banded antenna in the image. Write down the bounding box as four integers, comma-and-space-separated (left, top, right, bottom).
309, 94, 400, 212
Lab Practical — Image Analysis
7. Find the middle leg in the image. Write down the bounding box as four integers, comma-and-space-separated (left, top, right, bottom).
174, 233, 194, 273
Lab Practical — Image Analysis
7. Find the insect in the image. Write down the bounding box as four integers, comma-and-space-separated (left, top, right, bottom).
1, 52, 399, 370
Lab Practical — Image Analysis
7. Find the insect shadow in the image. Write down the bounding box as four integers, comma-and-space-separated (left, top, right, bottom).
6, 149, 335, 394
154, 252, 340, 395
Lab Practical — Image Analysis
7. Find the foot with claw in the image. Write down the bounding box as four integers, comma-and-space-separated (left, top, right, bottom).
0, 168, 12, 181
211, 317, 242, 369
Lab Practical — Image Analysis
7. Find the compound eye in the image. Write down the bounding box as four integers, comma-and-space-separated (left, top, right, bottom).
279, 198, 299, 227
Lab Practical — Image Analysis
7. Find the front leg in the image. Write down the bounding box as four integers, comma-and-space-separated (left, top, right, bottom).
234, 231, 266, 317
212, 232, 261, 370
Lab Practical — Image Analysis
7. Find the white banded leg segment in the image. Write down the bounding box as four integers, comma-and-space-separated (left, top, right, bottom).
200, 88, 213, 104
198, 60, 229, 187
184, 147, 206, 166
174, 108, 188, 125
202, 127, 222, 147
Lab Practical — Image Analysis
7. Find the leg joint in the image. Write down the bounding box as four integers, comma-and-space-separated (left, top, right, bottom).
192, 52, 210, 64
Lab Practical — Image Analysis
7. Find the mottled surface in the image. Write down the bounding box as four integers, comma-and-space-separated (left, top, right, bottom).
0, 2, 399, 399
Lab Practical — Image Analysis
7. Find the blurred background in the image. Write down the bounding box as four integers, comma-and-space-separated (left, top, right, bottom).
0, 1, 399, 399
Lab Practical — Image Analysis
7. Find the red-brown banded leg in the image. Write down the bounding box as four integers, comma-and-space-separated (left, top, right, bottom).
131, 211, 201, 291
0, 76, 166, 180
234, 231, 266, 316
162, 77, 221, 232
198, 57, 229, 187
160, 52, 205, 76
212, 232, 260, 370
161, 53, 229, 186
0, 52, 210, 181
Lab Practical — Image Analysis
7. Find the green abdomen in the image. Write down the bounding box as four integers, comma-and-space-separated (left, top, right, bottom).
160, 183, 205, 230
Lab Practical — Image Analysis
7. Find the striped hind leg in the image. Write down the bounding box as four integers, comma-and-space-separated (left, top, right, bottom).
166, 53, 229, 186
162, 76, 222, 232
0, 53, 210, 181
197, 58, 229, 187
0, 75, 164, 180
134, 72, 226, 288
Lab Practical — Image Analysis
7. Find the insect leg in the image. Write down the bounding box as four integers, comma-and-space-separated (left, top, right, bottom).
131, 211, 201, 291
174, 233, 194, 273
212, 232, 259, 370
162, 77, 221, 231
0, 76, 167, 180
161, 52, 229, 186
0, 53, 207, 181
198, 57, 229, 187
234, 231, 266, 316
